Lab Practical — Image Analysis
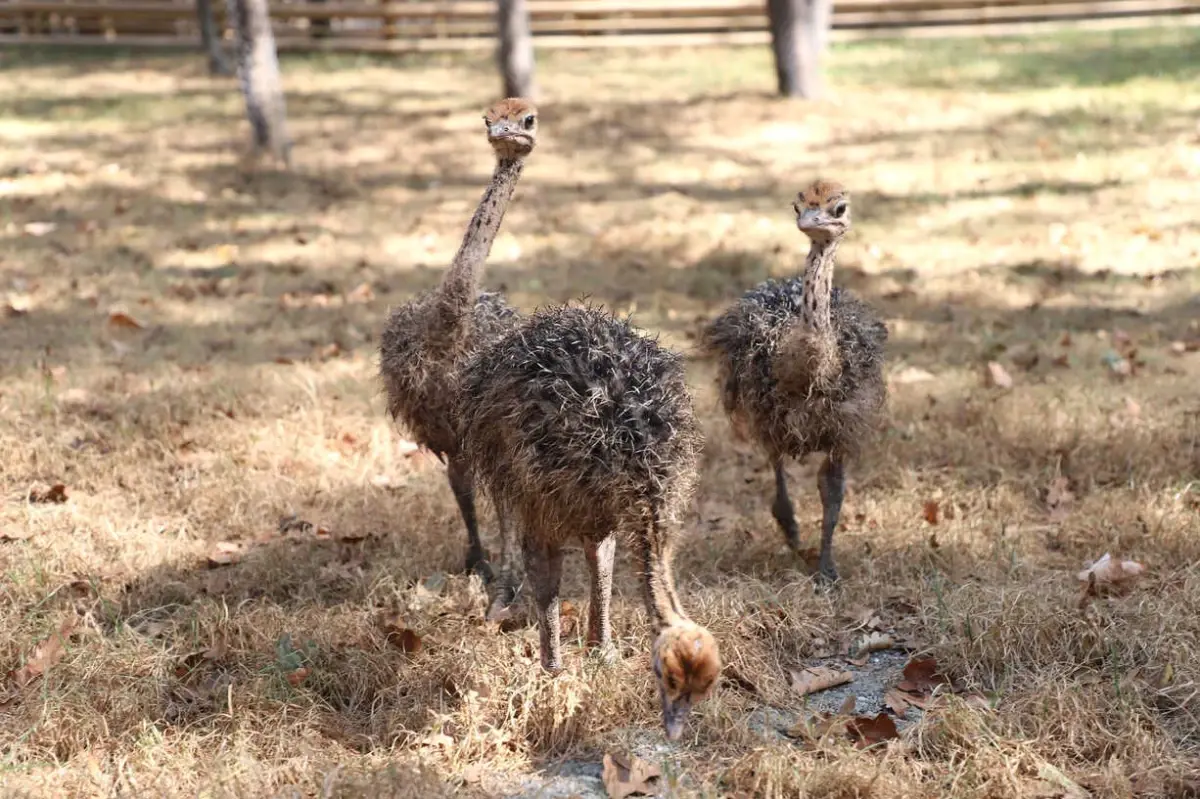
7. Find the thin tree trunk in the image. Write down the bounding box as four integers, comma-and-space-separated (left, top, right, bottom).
497, 0, 536, 99
812, 0, 832, 55
227, 0, 292, 167
310, 0, 330, 39
766, 0, 824, 99
196, 0, 232, 75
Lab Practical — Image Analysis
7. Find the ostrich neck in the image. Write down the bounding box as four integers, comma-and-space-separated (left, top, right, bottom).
640, 522, 687, 632
800, 237, 839, 334
435, 156, 524, 329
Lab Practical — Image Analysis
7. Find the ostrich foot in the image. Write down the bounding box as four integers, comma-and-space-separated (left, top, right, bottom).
465, 549, 494, 583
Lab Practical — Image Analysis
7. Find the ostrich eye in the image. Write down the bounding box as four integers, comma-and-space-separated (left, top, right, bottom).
831, 202, 847, 219
523, 114, 536, 130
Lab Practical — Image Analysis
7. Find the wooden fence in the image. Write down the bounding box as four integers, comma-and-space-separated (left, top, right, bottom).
1, 0, 1197, 51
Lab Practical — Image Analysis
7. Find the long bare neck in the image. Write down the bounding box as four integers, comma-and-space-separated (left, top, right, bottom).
434, 156, 524, 332
640, 514, 688, 631
800, 237, 839, 335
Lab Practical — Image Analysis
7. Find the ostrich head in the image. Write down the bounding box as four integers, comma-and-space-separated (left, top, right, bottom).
651, 621, 722, 741
484, 97, 538, 159
793, 179, 850, 243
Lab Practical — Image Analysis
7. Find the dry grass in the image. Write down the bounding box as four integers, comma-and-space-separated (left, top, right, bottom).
1, 26, 1199, 798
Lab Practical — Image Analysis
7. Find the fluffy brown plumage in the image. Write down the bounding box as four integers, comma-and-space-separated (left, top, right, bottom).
378, 98, 537, 603
457, 304, 721, 740
652, 621, 722, 741
702, 179, 888, 582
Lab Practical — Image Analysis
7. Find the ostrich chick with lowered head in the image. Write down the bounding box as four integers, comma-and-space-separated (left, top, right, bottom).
703, 179, 887, 583
379, 99, 537, 611
458, 307, 721, 740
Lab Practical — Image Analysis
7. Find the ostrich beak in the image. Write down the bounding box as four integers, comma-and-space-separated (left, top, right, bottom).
488, 121, 522, 140
797, 207, 822, 230
661, 693, 694, 741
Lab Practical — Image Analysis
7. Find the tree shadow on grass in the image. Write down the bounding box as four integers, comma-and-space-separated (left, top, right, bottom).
841, 25, 1200, 90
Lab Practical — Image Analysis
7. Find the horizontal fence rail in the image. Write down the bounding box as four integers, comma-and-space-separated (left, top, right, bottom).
1, 0, 1197, 51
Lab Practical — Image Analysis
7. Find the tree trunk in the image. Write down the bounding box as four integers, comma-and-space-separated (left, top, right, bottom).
309, 0, 330, 39
812, 0, 832, 55
497, 0, 536, 99
227, 0, 292, 167
766, 0, 825, 99
196, 0, 232, 75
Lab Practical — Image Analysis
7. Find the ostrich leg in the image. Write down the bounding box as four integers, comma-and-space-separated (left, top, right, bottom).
771, 458, 802, 550
584, 534, 617, 662
527, 540, 565, 672
447, 455, 492, 581
816, 454, 845, 583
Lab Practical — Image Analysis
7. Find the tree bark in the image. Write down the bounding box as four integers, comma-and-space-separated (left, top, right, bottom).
196, 0, 232, 75
227, 0, 292, 167
811, 0, 832, 55
309, 0, 331, 39
766, 0, 826, 99
497, 0, 536, 99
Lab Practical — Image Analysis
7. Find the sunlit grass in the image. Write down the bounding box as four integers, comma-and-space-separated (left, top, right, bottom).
0, 24, 1198, 798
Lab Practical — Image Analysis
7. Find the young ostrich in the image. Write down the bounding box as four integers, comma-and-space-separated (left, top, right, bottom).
457, 307, 722, 741
702, 179, 887, 583
378, 98, 537, 605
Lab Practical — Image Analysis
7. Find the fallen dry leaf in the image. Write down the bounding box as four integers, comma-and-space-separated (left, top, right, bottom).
897, 657, 949, 694
10, 616, 77, 688
315, 342, 342, 360
1078, 552, 1146, 599
1036, 762, 1089, 799
23, 221, 57, 237
461, 764, 484, 785
893, 365, 935, 384
107, 310, 145, 330
846, 713, 900, 748
174, 636, 231, 678
789, 666, 854, 696
922, 500, 940, 525
960, 691, 992, 711
206, 541, 243, 568
884, 687, 916, 718
5, 293, 33, 316
345, 282, 375, 303
285, 666, 311, 687
849, 632, 895, 665
985, 361, 1013, 389
1046, 477, 1075, 521
28, 483, 68, 504
602, 752, 661, 799
381, 616, 423, 654
848, 607, 885, 631
785, 695, 858, 744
